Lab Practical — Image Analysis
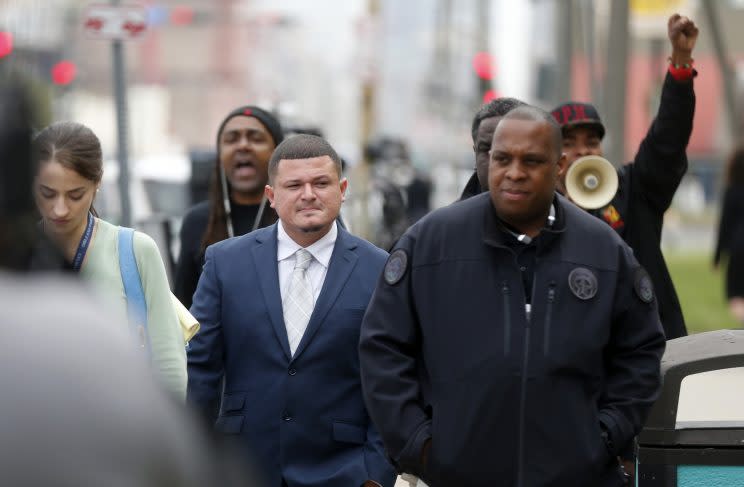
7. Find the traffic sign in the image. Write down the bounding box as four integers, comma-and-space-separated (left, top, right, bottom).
83, 4, 147, 40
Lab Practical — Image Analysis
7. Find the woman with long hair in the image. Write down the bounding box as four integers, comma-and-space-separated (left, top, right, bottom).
33, 121, 186, 398
714, 147, 744, 324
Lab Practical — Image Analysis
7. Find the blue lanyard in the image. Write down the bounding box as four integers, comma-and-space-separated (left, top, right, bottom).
71, 212, 95, 272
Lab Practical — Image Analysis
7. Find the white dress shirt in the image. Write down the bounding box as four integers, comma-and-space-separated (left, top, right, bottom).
277, 220, 337, 307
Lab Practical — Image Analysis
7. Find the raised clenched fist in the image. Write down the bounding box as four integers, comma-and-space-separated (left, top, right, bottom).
668, 13, 699, 59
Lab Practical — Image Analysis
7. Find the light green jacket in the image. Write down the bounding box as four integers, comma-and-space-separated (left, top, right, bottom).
81, 218, 187, 399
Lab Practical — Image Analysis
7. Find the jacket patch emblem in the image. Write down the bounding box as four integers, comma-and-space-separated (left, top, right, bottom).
384, 249, 408, 285
601, 204, 625, 230
634, 267, 654, 303
568, 267, 598, 300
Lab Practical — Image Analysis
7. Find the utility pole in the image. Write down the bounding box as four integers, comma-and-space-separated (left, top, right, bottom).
474, 0, 490, 107
701, 0, 741, 144
356, 0, 380, 240
580, 0, 600, 106
604, 0, 629, 167
111, 0, 132, 227
555, 0, 573, 104
427, 0, 453, 116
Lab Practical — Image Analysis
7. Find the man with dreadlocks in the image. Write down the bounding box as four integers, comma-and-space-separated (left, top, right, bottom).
174, 106, 284, 308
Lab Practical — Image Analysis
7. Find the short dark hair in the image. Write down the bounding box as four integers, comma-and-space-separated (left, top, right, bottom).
499, 106, 563, 157
268, 134, 342, 182
471, 97, 527, 143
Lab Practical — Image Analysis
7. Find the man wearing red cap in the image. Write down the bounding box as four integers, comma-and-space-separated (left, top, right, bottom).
551, 13, 698, 341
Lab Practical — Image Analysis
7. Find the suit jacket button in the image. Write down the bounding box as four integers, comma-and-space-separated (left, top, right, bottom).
282, 412, 292, 421
288, 368, 297, 376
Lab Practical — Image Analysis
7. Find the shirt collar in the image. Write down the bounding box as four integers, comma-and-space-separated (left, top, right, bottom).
277, 220, 337, 268
483, 193, 565, 249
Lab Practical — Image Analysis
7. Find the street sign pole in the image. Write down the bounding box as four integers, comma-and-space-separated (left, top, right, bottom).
84, 2, 146, 227
112, 32, 131, 227
111, 0, 131, 227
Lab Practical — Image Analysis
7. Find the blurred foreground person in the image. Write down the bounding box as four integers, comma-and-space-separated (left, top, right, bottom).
174, 105, 283, 308
360, 107, 665, 487
714, 147, 744, 324
551, 13, 698, 340
33, 121, 186, 398
0, 82, 260, 487
0, 277, 258, 487
0, 82, 67, 271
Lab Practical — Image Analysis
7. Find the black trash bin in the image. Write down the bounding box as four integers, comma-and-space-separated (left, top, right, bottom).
637, 329, 744, 486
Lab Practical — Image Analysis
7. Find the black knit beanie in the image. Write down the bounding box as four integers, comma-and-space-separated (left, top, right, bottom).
215, 105, 284, 150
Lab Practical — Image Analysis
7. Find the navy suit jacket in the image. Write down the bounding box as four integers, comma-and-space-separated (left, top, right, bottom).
187, 223, 396, 487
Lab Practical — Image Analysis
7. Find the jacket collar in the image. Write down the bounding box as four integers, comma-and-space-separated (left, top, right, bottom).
459, 171, 483, 201
483, 193, 567, 249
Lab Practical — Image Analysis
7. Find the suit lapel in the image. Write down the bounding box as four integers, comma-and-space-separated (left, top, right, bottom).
292, 227, 358, 361
251, 224, 292, 360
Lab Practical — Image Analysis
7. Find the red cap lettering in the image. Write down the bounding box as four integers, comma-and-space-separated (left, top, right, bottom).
574, 104, 586, 120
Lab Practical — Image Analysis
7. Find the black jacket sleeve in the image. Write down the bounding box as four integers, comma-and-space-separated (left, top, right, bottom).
714, 187, 735, 267
598, 245, 666, 455
359, 233, 432, 477
632, 72, 695, 214
186, 244, 224, 423
173, 211, 205, 309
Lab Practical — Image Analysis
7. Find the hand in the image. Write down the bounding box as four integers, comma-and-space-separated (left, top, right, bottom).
621, 458, 634, 484
421, 438, 432, 468
668, 13, 699, 64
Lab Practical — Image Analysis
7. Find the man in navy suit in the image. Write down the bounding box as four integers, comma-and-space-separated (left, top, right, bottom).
187, 134, 396, 487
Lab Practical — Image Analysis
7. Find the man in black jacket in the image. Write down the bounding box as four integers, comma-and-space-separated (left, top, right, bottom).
360, 106, 665, 487
460, 97, 526, 200
551, 13, 698, 340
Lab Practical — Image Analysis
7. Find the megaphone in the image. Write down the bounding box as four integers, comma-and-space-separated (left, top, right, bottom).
564, 155, 619, 210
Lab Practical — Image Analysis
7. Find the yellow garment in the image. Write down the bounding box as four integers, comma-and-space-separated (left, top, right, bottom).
171, 293, 200, 343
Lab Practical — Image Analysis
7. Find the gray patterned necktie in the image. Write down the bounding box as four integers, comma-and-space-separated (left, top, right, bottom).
284, 248, 314, 355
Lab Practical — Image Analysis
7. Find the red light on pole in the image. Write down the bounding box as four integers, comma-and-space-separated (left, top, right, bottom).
0, 32, 13, 58
473, 52, 496, 80
51, 61, 77, 85
483, 90, 501, 103
170, 5, 194, 26
483, 89, 500, 104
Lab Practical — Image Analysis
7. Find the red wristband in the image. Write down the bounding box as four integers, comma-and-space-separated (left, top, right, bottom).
668, 60, 695, 81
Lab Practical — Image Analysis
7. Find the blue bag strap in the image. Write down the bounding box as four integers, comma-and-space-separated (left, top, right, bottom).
118, 227, 149, 352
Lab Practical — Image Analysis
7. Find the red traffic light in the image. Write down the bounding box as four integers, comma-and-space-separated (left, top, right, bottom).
482, 89, 500, 104
170, 5, 194, 26
0, 32, 13, 58
473, 52, 496, 80
51, 60, 77, 85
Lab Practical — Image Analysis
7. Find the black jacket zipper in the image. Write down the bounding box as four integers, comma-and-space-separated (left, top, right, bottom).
516, 269, 536, 487
502, 281, 511, 356
543, 282, 556, 354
